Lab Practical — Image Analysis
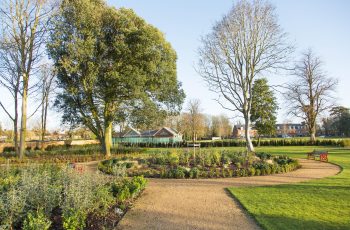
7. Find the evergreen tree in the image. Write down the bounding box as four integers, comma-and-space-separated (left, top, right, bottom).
251, 78, 278, 143
48, 0, 185, 156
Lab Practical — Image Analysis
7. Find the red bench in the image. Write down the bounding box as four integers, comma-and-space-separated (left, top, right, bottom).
69, 163, 85, 173
307, 150, 328, 162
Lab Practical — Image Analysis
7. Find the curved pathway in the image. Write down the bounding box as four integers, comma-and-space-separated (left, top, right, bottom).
116, 159, 340, 230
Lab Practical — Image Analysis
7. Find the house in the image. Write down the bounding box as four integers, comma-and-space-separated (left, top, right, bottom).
275, 123, 308, 137
232, 124, 258, 138
232, 123, 308, 138
113, 127, 183, 145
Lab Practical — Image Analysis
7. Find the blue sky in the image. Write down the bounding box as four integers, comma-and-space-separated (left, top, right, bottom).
0, 0, 349, 129
110, 0, 350, 123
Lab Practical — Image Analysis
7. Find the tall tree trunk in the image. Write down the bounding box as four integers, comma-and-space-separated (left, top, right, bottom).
310, 124, 316, 143
244, 116, 255, 152
14, 93, 19, 155
102, 122, 112, 158
13, 119, 18, 154
40, 94, 49, 150
19, 82, 28, 158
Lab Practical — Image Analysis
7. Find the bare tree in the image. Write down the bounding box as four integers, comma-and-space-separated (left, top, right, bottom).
39, 65, 55, 149
186, 99, 205, 143
285, 49, 337, 143
0, 0, 54, 157
0, 39, 21, 154
198, 0, 293, 152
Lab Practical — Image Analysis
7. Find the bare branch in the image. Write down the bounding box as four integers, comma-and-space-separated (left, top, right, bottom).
197, 0, 293, 151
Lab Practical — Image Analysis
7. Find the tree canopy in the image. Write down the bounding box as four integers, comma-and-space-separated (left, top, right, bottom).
251, 78, 278, 138
285, 49, 337, 142
48, 0, 185, 156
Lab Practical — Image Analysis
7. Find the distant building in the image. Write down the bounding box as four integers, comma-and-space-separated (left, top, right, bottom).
275, 123, 308, 137
232, 123, 308, 138
113, 127, 183, 145
232, 124, 258, 138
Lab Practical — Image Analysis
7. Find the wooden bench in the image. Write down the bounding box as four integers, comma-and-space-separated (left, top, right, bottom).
187, 143, 201, 148
307, 150, 328, 162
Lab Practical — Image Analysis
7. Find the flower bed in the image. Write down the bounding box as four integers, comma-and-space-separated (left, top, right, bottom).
0, 165, 147, 230
98, 150, 300, 179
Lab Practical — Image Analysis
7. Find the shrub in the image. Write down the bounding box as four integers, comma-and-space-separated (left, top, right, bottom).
252, 162, 270, 171
215, 168, 221, 178
248, 167, 255, 176
210, 151, 220, 166
235, 162, 242, 169
228, 169, 234, 177
203, 154, 212, 167
63, 209, 86, 230
221, 169, 226, 178
22, 210, 51, 230
116, 186, 131, 202
255, 169, 261, 176
220, 153, 230, 165
167, 151, 180, 166
0, 165, 145, 230
240, 168, 247, 177
92, 186, 115, 215
343, 139, 350, 147
208, 168, 216, 178
111, 164, 126, 177
179, 151, 190, 165
172, 167, 186, 179
256, 152, 272, 160
189, 167, 200, 179
2, 146, 15, 152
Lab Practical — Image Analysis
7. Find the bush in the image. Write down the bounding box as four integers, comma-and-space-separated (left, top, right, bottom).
252, 162, 270, 171
256, 152, 272, 160
116, 186, 131, 202
189, 167, 200, 179
248, 167, 255, 176
22, 210, 51, 230
343, 139, 350, 147
208, 168, 216, 178
167, 151, 180, 166
210, 151, 220, 166
172, 167, 186, 179
220, 153, 230, 165
63, 209, 86, 230
0, 165, 146, 230
196, 138, 343, 147
2, 146, 15, 152
255, 169, 261, 176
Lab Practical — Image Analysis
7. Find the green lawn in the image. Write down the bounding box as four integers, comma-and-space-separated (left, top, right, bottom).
228, 146, 350, 230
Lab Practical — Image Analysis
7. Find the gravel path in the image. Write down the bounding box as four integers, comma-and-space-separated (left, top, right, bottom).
116, 159, 340, 230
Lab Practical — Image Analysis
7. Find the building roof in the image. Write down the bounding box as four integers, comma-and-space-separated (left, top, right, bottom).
276, 123, 305, 126
233, 124, 245, 129
123, 127, 141, 137
140, 129, 158, 137
154, 127, 179, 136
123, 127, 181, 138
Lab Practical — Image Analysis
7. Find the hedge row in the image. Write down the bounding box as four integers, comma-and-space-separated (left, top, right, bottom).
118, 138, 346, 148
197, 139, 345, 147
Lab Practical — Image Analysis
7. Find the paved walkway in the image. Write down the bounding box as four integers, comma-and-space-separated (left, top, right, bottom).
116, 159, 340, 230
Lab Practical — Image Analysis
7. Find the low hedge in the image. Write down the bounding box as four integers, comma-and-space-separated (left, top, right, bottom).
98, 151, 300, 179
112, 138, 346, 148
0, 165, 147, 229
196, 139, 345, 147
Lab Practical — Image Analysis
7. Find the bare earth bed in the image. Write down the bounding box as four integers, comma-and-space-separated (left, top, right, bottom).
116, 159, 340, 230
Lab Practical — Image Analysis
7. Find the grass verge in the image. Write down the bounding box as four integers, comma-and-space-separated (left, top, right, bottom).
228, 146, 350, 230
